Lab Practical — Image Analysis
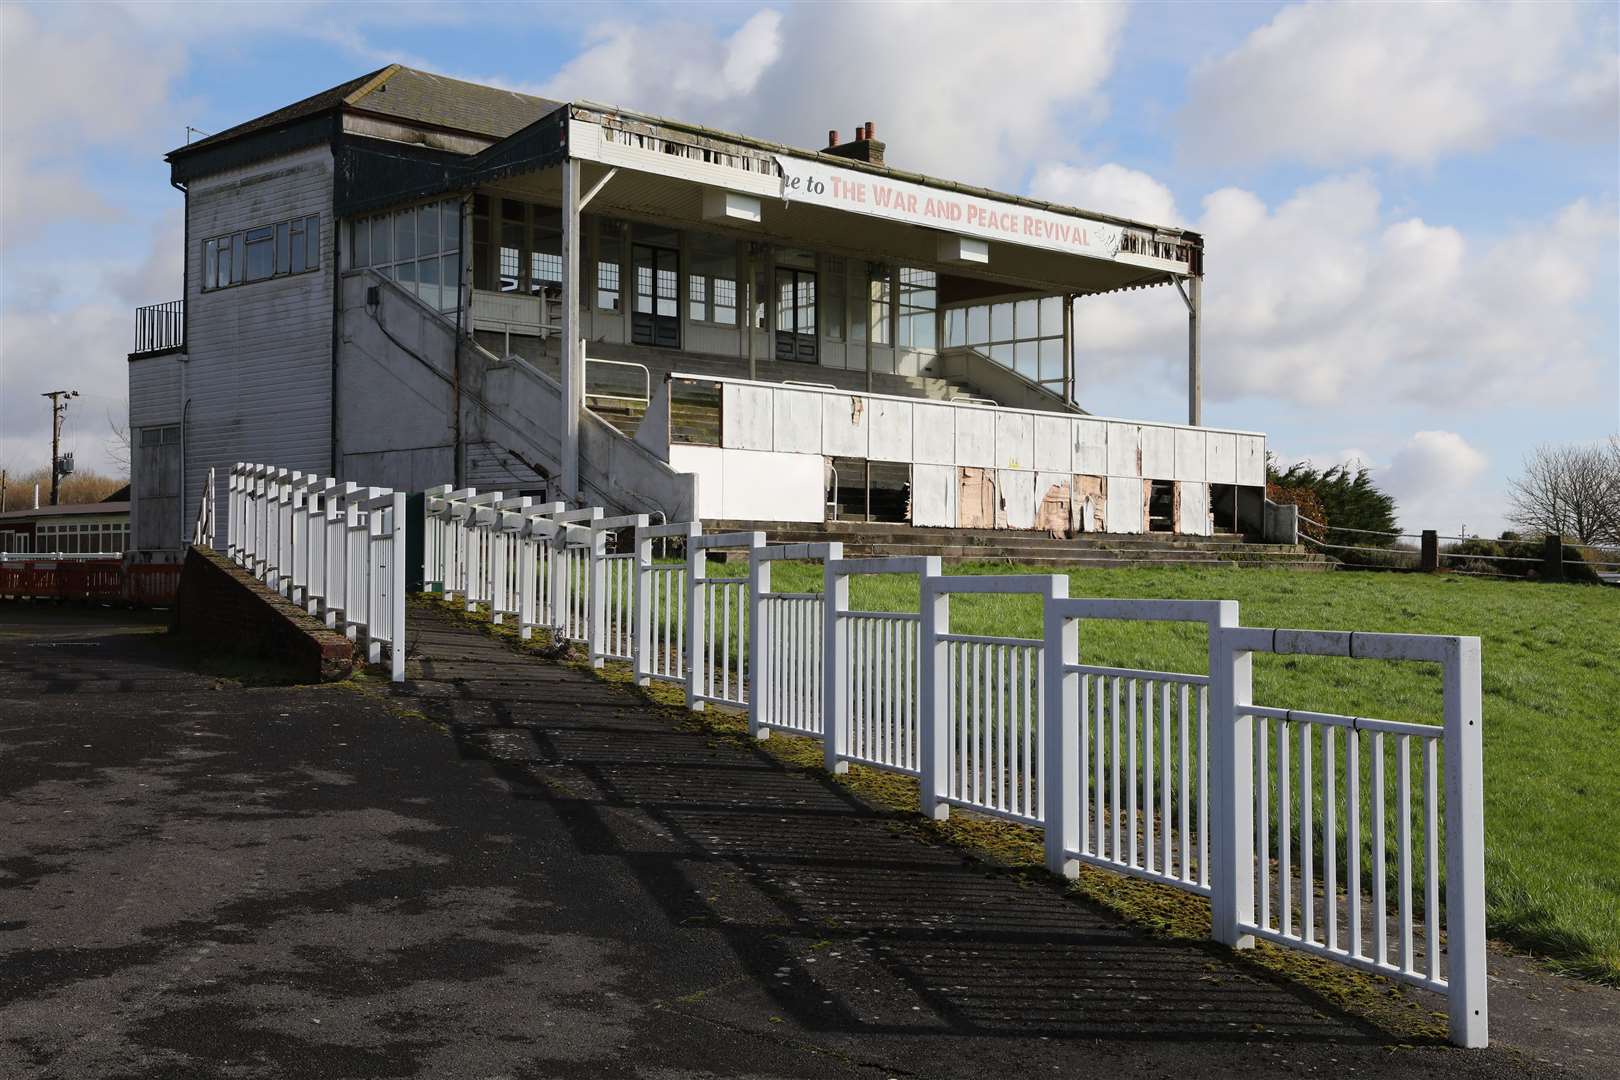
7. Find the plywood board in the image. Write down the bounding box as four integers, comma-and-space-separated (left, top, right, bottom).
911, 463, 958, 527
1107, 422, 1142, 478
772, 389, 823, 454
1035, 472, 1072, 538
1074, 418, 1108, 475
1141, 425, 1175, 480
720, 448, 825, 521
958, 467, 995, 528
1174, 427, 1207, 482
1033, 415, 1073, 473
996, 469, 1037, 530
1178, 480, 1210, 536
955, 408, 996, 468
722, 383, 774, 451
868, 397, 915, 462
822, 393, 870, 458
1105, 474, 1143, 533
995, 411, 1035, 470
1073, 474, 1106, 533
1237, 434, 1266, 487
1206, 432, 1237, 485
913, 402, 957, 465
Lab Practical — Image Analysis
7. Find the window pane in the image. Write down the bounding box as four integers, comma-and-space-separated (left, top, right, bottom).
278, 221, 293, 274
306, 216, 320, 270
418, 256, 440, 309
1039, 337, 1064, 381
946, 308, 965, 347
990, 343, 1014, 368
419, 203, 439, 256
351, 218, 369, 267
966, 304, 988, 345
990, 302, 1012, 343
442, 255, 459, 307
231, 233, 244, 283
290, 221, 307, 274
1015, 298, 1039, 339
203, 239, 217, 289
1040, 294, 1063, 336
1015, 339, 1038, 378
372, 215, 391, 263
244, 226, 274, 281
688, 274, 706, 321
396, 260, 415, 287
597, 225, 621, 310
713, 276, 737, 325
442, 200, 461, 251
499, 222, 522, 292
396, 210, 415, 261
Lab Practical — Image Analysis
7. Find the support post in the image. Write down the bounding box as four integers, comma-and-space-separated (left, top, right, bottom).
1443, 637, 1488, 1048
823, 561, 849, 774
1541, 534, 1565, 582
686, 539, 706, 711
747, 554, 771, 740
1063, 293, 1075, 406
918, 574, 950, 820
1209, 602, 1254, 948
1187, 272, 1203, 427
561, 157, 582, 500
1420, 530, 1439, 572
588, 525, 607, 668
1043, 597, 1079, 876
389, 491, 406, 683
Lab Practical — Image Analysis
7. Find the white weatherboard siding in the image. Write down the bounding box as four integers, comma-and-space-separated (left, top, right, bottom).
175, 145, 336, 550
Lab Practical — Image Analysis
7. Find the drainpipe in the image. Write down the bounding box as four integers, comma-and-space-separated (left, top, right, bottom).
179, 395, 191, 551
453, 193, 471, 488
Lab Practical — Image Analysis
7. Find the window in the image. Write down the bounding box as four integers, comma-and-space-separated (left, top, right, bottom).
868, 271, 891, 346
823, 257, 846, 341
597, 219, 623, 310
348, 199, 462, 314
687, 234, 738, 325
203, 214, 321, 292
897, 267, 936, 350
946, 292, 1068, 396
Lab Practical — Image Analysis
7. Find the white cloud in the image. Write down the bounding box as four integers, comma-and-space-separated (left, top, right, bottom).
1070, 178, 1615, 412
540, 2, 1129, 188
1179, 0, 1619, 167
1029, 163, 1182, 226
1380, 431, 1494, 534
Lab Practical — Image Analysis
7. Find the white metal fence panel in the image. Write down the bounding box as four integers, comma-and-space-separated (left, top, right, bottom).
635, 521, 698, 687
749, 542, 842, 741
687, 531, 765, 710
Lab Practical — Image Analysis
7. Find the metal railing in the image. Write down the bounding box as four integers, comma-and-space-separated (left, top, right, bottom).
191, 466, 217, 548
418, 485, 1490, 1047
585, 357, 651, 405
133, 300, 184, 354
227, 463, 407, 681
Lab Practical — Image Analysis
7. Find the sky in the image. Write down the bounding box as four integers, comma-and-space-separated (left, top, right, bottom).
0, 0, 1615, 534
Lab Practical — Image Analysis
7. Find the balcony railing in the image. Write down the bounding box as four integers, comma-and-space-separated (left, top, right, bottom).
133, 300, 184, 355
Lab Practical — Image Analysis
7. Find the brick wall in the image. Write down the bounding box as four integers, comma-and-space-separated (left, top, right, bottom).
172, 547, 354, 681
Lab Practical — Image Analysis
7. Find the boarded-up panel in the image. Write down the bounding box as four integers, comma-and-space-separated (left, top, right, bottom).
772, 389, 823, 454
1105, 475, 1143, 533
1036, 472, 1071, 538
822, 393, 870, 457
1236, 434, 1266, 486
723, 383, 774, 450
1141, 425, 1175, 480
1179, 480, 1210, 536
911, 463, 957, 527
1074, 419, 1108, 475
913, 402, 956, 464
1034, 415, 1073, 473
721, 448, 825, 521
668, 444, 725, 519
958, 467, 995, 528
1073, 474, 1106, 533
1107, 422, 1142, 477
955, 408, 996, 467
996, 469, 1037, 530
868, 397, 915, 462
1206, 432, 1237, 485
1174, 427, 1207, 482
995, 412, 1035, 470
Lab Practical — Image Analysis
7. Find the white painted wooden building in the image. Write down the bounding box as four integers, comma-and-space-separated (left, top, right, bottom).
127, 65, 1263, 554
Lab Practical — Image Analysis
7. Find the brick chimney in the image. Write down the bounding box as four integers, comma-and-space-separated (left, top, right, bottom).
824, 120, 884, 165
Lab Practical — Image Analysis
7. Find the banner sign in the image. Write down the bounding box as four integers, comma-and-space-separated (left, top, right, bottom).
775, 155, 1125, 261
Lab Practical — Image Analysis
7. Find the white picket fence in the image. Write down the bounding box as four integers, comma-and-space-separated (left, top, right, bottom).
224, 462, 407, 681
420, 486, 1488, 1048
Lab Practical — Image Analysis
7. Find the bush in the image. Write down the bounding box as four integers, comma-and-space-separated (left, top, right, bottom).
1266, 482, 1328, 541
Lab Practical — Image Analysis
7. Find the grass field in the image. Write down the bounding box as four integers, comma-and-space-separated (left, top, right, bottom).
697, 560, 1620, 983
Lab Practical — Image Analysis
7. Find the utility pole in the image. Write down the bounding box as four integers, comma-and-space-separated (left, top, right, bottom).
42, 389, 79, 506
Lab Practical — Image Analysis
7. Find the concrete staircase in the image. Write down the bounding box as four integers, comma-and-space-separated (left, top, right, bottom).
705, 519, 1339, 571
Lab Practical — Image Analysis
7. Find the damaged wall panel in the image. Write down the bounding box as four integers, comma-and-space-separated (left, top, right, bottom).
1035, 472, 1072, 538
1179, 478, 1211, 536
996, 469, 1037, 530
1072, 474, 1106, 533
1106, 474, 1143, 533
1074, 419, 1108, 475
823, 393, 869, 458
868, 397, 914, 462
913, 402, 956, 465
958, 467, 996, 528
911, 463, 958, 527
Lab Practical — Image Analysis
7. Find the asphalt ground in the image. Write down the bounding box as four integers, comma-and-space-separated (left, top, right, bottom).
1, 603, 1609, 1078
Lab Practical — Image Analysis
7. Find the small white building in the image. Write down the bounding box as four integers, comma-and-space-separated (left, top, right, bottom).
127, 65, 1265, 555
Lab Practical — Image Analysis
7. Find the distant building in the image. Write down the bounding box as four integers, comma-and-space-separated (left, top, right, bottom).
127, 65, 1264, 556
0, 487, 131, 554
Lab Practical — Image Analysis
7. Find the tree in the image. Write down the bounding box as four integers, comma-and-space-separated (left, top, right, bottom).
1267, 458, 1400, 545
1506, 440, 1620, 545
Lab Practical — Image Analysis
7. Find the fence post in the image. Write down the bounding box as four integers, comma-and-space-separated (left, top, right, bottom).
747, 551, 772, 740
589, 524, 608, 668
686, 536, 706, 711
1209, 602, 1255, 949
1420, 529, 1439, 572
918, 569, 950, 820
823, 559, 849, 774
390, 492, 407, 682
1043, 595, 1079, 877
634, 526, 654, 684
1444, 636, 1488, 1047
288, 476, 308, 605
1541, 534, 1565, 582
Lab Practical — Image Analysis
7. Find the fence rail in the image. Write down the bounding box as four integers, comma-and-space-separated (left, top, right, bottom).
227, 463, 406, 681
417, 486, 1489, 1047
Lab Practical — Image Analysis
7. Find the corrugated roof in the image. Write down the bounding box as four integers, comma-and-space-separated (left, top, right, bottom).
347, 67, 563, 140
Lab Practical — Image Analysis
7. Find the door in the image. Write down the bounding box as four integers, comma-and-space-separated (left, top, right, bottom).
631, 244, 680, 349
775, 267, 818, 363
